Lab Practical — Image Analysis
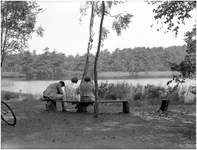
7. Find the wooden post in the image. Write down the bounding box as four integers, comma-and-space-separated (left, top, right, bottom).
123, 102, 130, 113
159, 99, 170, 112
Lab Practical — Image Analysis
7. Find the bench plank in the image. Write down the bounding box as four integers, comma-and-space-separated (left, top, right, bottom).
42, 99, 128, 103
42, 99, 130, 113
97, 100, 128, 103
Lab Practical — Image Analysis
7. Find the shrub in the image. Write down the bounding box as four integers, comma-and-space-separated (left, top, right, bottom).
98, 82, 187, 105
159, 85, 185, 105
98, 82, 109, 99
142, 84, 165, 105
1, 90, 36, 101
144, 84, 165, 99
1, 91, 19, 100
132, 84, 144, 101
98, 82, 131, 100
126, 83, 190, 105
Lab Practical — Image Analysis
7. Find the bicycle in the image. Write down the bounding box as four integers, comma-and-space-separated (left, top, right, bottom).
1, 101, 17, 126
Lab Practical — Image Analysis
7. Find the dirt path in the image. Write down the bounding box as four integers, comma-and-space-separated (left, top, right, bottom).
1, 100, 196, 149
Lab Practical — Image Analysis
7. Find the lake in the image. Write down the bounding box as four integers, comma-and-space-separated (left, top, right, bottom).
1, 78, 195, 95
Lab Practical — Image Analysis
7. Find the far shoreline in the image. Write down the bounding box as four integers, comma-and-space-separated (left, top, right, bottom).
1, 71, 185, 81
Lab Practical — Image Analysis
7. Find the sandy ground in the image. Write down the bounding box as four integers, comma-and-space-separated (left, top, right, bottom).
1, 100, 196, 149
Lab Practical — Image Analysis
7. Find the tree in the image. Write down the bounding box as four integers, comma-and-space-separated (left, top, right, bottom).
170, 28, 196, 77
19, 51, 35, 76
1, 1, 44, 67
93, 1, 105, 118
79, 1, 133, 80
2, 45, 188, 78
149, 1, 196, 78
93, 1, 133, 117
80, 1, 96, 83
99, 49, 111, 71
79, 1, 133, 117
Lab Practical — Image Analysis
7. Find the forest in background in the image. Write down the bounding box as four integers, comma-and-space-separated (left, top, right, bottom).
1, 45, 187, 80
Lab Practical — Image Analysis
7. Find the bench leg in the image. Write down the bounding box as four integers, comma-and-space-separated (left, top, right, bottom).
76, 103, 91, 112
123, 102, 130, 113
46, 101, 57, 112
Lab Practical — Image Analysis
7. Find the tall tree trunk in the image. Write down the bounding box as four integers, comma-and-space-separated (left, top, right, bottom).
1, 2, 4, 68
81, 1, 95, 84
94, 1, 105, 118
1, 6, 8, 67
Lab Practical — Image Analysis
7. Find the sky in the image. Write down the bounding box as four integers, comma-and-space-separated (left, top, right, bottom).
28, 0, 196, 56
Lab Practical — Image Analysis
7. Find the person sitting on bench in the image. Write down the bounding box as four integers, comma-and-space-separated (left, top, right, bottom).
64, 77, 80, 102
74, 76, 95, 112
43, 81, 66, 111
80, 76, 95, 102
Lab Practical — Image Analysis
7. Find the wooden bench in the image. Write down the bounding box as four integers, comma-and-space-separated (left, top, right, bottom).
41, 99, 130, 113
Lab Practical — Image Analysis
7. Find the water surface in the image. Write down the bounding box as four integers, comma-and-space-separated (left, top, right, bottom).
1, 78, 195, 95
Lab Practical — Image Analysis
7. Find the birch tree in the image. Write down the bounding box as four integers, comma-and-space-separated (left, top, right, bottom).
79, 1, 95, 83
93, 1, 105, 118
80, 1, 133, 117
79, 1, 133, 82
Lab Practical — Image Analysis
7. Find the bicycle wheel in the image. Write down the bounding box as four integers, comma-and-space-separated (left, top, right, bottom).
1, 101, 17, 126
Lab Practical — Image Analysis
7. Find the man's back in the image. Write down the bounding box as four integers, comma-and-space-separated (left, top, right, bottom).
43, 83, 63, 96
80, 82, 95, 97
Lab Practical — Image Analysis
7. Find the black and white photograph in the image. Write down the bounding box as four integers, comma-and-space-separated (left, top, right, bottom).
1, 0, 196, 149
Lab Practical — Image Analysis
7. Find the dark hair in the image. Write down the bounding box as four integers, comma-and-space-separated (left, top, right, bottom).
59, 81, 65, 87
84, 76, 91, 82
71, 77, 78, 83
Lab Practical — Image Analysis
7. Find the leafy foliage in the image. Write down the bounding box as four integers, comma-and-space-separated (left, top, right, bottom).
149, 1, 196, 78
170, 27, 196, 78
80, 1, 133, 46
1, 1, 44, 66
149, 1, 196, 36
98, 82, 109, 99
79, 1, 133, 117
98, 81, 131, 100
144, 84, 165, 99
97, 82, 193, 105
132, 84, 144, 101
2, 45, 188, 79
112, 13, 133, 36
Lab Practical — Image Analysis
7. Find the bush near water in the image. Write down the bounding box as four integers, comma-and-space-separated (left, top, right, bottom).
2, 82, 196, 105
1, 91, 42, 101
